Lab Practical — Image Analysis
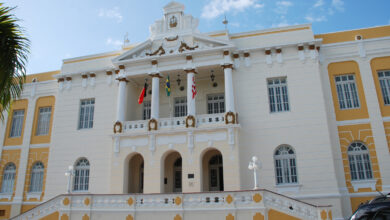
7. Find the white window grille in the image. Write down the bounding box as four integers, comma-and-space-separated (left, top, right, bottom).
274, 145, 298, 185
348, 142, 373, 181
207, 94, 225, 114
29, 162, 44, 192
78, 99, 95, 129
143, 101, 151, 120
1, 163, 16, 193
378, 70, 390, 105
174, 97, 187, 117
73, 158, 90, 192
267, 78, 289, 113
36, 107, 52, 136
335, 74, 360, 109
9, 110, 24, 137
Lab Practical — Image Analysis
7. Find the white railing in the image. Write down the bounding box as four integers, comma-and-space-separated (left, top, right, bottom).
12, 190, 332, 220
121, 113, 226, 133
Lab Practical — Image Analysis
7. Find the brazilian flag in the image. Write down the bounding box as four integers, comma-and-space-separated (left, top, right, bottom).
165, 75, 171, 96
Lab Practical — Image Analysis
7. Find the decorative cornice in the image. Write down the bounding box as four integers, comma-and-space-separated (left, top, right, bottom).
221, 64, 233, 69
184, 69, 197, 74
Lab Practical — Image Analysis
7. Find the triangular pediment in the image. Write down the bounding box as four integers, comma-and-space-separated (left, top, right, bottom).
113, 33, 234, 63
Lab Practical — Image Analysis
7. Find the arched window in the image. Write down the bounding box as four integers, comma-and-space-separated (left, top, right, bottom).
348, 142, 373, 181
73, 158, 90, 192
1, 163, 16, 193
29, 162, 44, 193
274, 145, 297, 184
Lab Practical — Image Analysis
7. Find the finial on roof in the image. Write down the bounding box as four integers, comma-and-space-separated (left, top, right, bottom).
223, 14, 228, 30
123, 32, 130, 49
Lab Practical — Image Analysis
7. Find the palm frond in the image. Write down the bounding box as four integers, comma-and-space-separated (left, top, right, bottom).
0, 3, 30, 121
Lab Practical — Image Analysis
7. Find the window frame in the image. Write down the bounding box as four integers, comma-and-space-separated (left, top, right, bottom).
1, 163, 16, 194
73, 158, 90, 192
377, 70, 390, 105
267, 77, 290, 113
207, 93, 225, 114
78, 98, 95, 130
347, 142, 373, 181
9, 109, 25, 138
29, 162, 44, 193
334, 74, 360, 110
274, 145, 298, 185
35, 107, 52, 136
174, 96, 187, 117
142, 101, 151, 120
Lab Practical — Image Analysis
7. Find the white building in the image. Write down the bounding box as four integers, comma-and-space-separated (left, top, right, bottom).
1, 2, 390, 220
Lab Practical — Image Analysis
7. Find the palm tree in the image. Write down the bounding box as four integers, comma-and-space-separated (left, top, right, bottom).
0, 3, 29, 121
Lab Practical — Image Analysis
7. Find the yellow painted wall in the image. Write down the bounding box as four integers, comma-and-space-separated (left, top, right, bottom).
253, 212, 264, 220
4, 99, 28, 146
370, 56, 390, 117
21, 204, 37, 213
337, 124, 382, 193
350, 197, 374, 213
0, 149, 21, 202
268, 209, 301, 220
25, 71, 59, 83
384, 122, 390, 152
23, 148, 50, 202
328, 61, 369, 121
0, 205, 11, 219
315, 25, 390, 44
30, 96, 55, 144
39, 211, 59, 220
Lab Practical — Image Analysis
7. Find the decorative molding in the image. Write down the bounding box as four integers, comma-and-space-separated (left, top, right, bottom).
184, 69, 197, 74
186, 115, 196, 128
351, 179, 377, 191
26, 193, 42, 200
275, 184, 302, 193
221, 64, 233, 69
113, 121, 123, 134
336, 118, 370, 126
106, 71, 113, 75
151, 60, 158, 65
0, 193, 12, 200
119, 65, 125, 69
225, 112, 236, 124
81, 75, 88, 79
195, 132, 227, 142
148, 118, 158, 131
157, 135, 186, 145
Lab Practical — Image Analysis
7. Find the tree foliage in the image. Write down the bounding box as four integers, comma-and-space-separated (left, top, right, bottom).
0, 3, 29, 121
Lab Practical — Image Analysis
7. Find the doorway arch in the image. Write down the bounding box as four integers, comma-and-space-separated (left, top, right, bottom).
201, 148, 224, 191
124, 153, 144, 193
162, 151, 182, 193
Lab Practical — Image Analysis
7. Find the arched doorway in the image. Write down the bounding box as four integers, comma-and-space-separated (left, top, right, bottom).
127, 153, 144, 193
202, 149, 224, 191
162, 151, 182, 193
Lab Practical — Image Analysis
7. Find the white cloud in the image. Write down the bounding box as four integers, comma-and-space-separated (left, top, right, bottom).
313, 0, 324, 8
274, 1, 293, 14
305, 15, 327, 23
272, 21, 290, 28
230, 22, 241, 27
99, 7, 123, 23
331, 0, 344, 12
201, 0, 262, 19
106, 37, 122, 49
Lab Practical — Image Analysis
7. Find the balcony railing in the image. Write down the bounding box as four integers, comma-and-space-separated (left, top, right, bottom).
123, 113, 226, 133
11, 190, 331, 220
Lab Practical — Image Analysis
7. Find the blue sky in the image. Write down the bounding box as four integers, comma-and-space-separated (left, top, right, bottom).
4, 0, 390, 74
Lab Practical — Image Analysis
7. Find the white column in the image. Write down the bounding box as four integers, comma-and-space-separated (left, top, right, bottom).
186, 70, 196, 116
223, 64, 235, 113
151, 75, 160, 119
116, 79, 127, 122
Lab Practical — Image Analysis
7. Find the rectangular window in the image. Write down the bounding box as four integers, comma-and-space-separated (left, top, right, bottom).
143, 101, 151, 120
267, 78, 289, 113
9, 110, 24, 137
335, 74, 360, 109
36, 107, 52, 136
78, 99, 95, 129
207, 94, 225, 114
378, 70, 390, 105
174, 97, 187, 117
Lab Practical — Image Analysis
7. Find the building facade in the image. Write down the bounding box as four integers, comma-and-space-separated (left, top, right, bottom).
1, 2, 390, 219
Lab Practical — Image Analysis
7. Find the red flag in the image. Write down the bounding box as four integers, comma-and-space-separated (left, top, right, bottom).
138, 83, 147, 104
192, 77, 197, 99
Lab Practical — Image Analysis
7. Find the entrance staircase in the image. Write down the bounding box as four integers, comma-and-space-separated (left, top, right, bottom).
11, 189, 332, 220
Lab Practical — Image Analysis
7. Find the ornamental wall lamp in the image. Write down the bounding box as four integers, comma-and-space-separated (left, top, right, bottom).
210, 70, 218, 87
248, 156, 261, 190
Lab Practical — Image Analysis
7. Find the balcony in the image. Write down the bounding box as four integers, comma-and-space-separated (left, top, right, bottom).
123, 113, 226, 134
